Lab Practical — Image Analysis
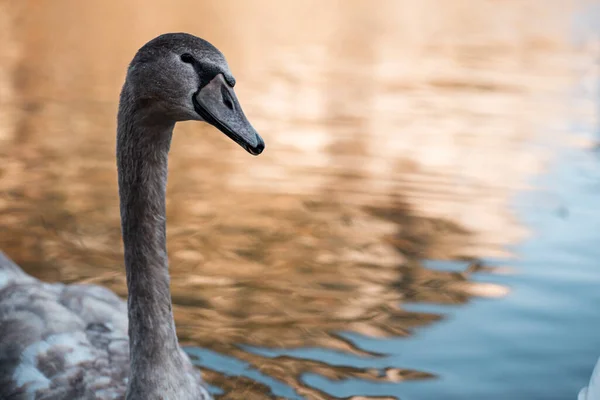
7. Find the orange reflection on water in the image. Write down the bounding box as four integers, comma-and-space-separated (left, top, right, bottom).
0, 0, 593, 398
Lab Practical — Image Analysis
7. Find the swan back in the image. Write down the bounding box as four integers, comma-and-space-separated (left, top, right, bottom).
580, 357, 600, 400
0, 251, 34, 287
0, 252, 130, 399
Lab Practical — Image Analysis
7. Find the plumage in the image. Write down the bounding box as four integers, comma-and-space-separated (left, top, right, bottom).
580, 357, 600, 400
0, 32, 264, 400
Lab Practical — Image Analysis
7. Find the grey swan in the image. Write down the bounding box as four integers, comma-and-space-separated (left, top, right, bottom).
0, 32, 264, 400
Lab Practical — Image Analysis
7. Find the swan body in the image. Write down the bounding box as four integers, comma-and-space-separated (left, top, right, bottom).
0, 251, 131, 399
580, 357, 600, 400
0, 32, 264, 400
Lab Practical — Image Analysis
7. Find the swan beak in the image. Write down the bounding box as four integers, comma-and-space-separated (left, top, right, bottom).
193, 74, 265, 156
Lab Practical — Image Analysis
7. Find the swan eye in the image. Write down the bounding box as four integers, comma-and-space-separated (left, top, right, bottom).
180, 53, 194, 63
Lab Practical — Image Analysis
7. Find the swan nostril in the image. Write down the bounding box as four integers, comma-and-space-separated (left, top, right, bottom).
220, 84, 235, 111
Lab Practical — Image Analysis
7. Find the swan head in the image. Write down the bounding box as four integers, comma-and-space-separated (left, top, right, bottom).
124, 32, 264, 156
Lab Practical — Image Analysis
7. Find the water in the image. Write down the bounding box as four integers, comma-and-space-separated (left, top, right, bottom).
0, 1, 599, 399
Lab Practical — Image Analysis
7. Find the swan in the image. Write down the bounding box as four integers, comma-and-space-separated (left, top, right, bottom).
0, 32, 264, 400
580, 357, 600, 399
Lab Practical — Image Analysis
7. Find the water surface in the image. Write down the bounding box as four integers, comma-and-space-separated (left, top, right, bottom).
0, 1, 599, 399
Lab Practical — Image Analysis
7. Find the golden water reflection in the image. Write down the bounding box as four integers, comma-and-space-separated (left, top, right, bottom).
0, 0, 594, 398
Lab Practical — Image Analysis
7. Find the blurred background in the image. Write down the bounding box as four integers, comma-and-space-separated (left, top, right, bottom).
1, 0, 599, 399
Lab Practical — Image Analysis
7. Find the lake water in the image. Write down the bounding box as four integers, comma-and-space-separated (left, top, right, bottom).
1, 1, 599, 399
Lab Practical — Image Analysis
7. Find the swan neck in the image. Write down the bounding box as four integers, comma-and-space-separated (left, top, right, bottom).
117, 97, 186, 395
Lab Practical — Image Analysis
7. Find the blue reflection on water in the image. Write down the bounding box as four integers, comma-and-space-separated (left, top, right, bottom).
185, 347, 304, 399
228, 88, 600, 400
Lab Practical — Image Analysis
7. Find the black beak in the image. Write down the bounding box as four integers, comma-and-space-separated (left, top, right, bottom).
193, 74, 264, 156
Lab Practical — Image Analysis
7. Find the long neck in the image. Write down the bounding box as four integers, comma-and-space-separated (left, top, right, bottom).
116, 97, 186, 394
